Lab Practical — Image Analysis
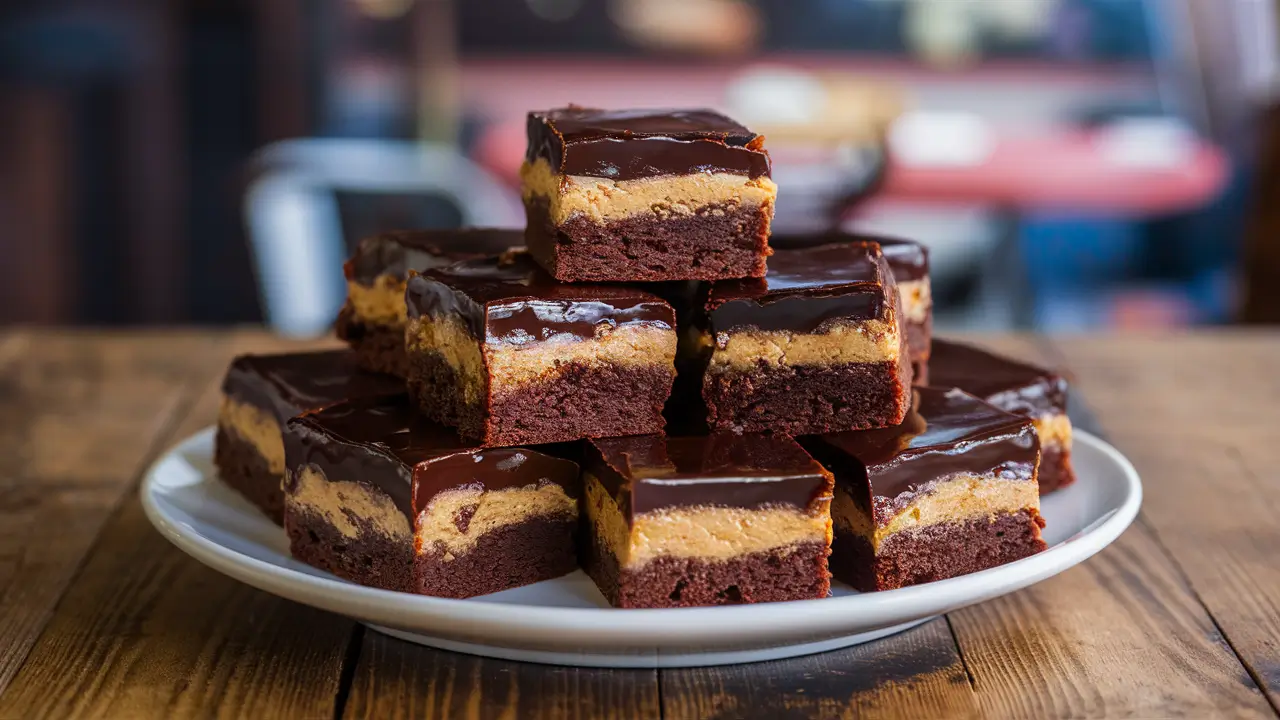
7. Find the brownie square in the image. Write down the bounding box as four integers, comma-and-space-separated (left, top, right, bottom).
336, 229, 523, 377
283, 395, 581, 597
928, 339, 1076, 493
772, 233, 932, 381
520, 107, 777, 282
582, 432, 833, 608
403, 251, 677, 446
803, 387, 1048, 592
693, 241, 913, 435
214, 350, 402, 524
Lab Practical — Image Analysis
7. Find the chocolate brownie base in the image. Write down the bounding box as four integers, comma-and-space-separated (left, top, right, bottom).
408, 351, 672, 446
214, 426, 285, 525
525, 196, 770, 282
285, 504, 412, 591
585, 535, 830, 608
703, 357, 911, 435
416, 514, 578, 598
335, 306, 409, 378
832, 510, 1047, 592
1039, 444, 1076, 495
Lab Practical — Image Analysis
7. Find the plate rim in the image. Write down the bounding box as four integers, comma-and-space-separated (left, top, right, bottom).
140, 426, 1142, 646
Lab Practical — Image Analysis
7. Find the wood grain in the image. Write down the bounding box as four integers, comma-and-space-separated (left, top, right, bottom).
0, 332, 216, 696
942, 335, 1276, 718
345, 631, 661, 720
0, 333, 356, 719
660, 618, 978, 720
1054, 333, 1280, 711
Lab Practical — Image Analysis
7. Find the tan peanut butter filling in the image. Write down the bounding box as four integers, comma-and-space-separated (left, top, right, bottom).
520, 157, 778, 226
585, 473, 831, 568
287, 465, 411, 541
1035, 412, 1073, 451
345, 276, 408, 328
832, 473, 1040, 551
897, 278, 932, 325
218, 397, 285, 475
408, 315, 676, 402
705, 320, 900, 373
416, 483, 577, 562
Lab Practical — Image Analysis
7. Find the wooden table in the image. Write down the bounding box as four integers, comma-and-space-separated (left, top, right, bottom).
1, 330, 1278, 719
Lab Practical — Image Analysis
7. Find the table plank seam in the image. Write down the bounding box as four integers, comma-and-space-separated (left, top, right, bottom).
944, 616, 978, 690
332, 624, 366, 720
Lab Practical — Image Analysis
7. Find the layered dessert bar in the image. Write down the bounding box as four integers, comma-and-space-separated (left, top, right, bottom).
695, 241, 913, 435
283, 395, 580, 597
772, 233, 932, 381
336, 229, 522, 376
803, 387, 1047, 592
582, 432, 834, 608
928, 339, 1076, 493
215, 350, 402, 523
404, 251, 677, 446
521, 107, 777, 282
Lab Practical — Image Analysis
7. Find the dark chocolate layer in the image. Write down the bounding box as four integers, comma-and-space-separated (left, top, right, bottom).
804, 386, 1039, 520
587, 433, 832, 518
345, 228, 523, 285
221, 350, 403, 422
404, 252, 674, 344
527, 107, 770, 180
770, 233, 929, 282
283, 395, 579, 521
927, 339, 1067, 416
707, 242, 893, 333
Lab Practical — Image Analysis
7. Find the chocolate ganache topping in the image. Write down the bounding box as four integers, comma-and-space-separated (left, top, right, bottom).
771, 233, 929, 282
345, 229, 524, 285
222, 350, 403, 421
588, 432, 832, 518
927, 339, 1067, 417
707, 242, 894, 334
405, 252, 675, 345
527, 107, 771, 181
285, 395, 579, 521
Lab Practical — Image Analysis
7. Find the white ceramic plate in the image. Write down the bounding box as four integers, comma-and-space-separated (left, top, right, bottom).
141, 428, 1141, 668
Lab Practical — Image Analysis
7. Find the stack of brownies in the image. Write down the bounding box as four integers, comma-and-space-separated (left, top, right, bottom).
214, 107, 1077, 607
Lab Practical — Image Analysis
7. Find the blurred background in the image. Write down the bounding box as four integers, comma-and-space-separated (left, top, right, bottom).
1, 0, 1277, 335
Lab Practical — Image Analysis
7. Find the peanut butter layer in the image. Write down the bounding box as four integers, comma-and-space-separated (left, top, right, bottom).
1034, 412, 1073, 450
345, 275, 409, 329
288, 465, 411, 541
898, 278, 932, 325
408, 314, 676, 396
832, 473, 1040, 551
219, 397, 285, 475
416, 483, 577, 562
585, 473, 830, 567
521, 157, 777, 226
705, 320, 900, 372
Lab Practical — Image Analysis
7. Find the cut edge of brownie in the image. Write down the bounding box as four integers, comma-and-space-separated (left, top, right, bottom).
215, 425, 286, 525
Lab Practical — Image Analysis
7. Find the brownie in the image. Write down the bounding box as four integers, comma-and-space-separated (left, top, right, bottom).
927, 339, 1076, 493
283, 395, 581, 597
803, 387, 1048, 592
336, 229, 523, 377
403, 251, 677, 447
520, 107, 777, 282
214, 350, 403, 524
690, 241, 913, 435
772, 233, 932, 381
582, 432, 833, 608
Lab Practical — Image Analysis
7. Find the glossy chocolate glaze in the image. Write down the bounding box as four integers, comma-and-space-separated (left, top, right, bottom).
928, 339, 1067, 417
770, 232, 929, 282
707, 242, 894, 333
804, 387, 1039, 525
405, 252, 675, 344
587, 432, 833, 519
284, 395, 579, 522
345, 229, 524, 285
222, 350, 403, 422
526, 107, 771, 180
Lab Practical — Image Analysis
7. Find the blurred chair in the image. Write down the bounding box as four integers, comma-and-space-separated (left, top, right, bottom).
244, 138, 523, 336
